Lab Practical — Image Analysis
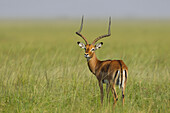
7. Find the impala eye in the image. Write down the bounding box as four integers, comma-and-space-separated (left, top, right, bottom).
91, 48, 95, 51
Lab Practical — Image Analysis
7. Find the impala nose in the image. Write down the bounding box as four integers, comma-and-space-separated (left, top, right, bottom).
84, 53, 89, 58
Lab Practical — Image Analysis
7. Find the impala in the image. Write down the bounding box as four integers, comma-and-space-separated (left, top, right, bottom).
76, 16, 128, 106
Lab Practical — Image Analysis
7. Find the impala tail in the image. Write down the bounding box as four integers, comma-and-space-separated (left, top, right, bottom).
116, 69, 128, 89
115, 60, 128, 89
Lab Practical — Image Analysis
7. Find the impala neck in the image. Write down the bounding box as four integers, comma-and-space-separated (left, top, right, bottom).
87, 53, 100, 74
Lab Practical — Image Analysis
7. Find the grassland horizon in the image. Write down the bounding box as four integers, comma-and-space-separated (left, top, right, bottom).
0, 19, 169, 113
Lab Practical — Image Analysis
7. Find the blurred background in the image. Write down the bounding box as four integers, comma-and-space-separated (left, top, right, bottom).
0, 0, 170, 19
0, 0, 170, 112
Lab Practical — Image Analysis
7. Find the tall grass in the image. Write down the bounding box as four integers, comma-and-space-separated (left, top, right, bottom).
0, 19, 169, 113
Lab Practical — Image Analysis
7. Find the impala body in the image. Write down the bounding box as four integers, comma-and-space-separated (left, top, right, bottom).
76, 16, 128, 106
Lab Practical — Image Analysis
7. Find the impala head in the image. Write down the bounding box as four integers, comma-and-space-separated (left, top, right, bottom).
76, 16, 111, 59
77, 42, 103, 58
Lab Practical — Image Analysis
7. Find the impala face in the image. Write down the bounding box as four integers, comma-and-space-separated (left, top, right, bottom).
77, 42, 103, 59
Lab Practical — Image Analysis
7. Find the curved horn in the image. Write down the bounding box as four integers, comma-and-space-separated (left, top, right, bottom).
92, 17, 111, 45
76, 16, 88, 44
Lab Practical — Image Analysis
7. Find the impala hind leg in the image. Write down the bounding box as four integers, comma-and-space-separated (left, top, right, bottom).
122, 84, 126, 106
111, 84, 118, 107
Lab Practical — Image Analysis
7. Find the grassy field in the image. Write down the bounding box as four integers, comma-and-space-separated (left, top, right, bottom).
0, 19, 169, 113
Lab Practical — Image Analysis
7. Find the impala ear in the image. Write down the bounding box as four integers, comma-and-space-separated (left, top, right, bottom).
77, 42, 86, 49
95, 42, 103, 50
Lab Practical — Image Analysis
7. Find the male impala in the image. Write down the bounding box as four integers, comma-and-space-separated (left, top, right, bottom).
76, 16, 128, 106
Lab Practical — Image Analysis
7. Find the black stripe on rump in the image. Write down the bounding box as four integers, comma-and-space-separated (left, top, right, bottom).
118, 60, 123, 87
125, 70, 127, 79
116, 70, 120, 85
113, 70, 118, 83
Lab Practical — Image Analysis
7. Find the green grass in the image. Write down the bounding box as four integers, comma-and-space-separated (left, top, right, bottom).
0, 19, 169, 113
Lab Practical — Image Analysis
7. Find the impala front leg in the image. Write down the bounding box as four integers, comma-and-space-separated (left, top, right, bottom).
99, 81, 104, 105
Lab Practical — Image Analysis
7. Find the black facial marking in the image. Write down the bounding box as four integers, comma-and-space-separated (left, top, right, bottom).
86, 48, 89, 52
